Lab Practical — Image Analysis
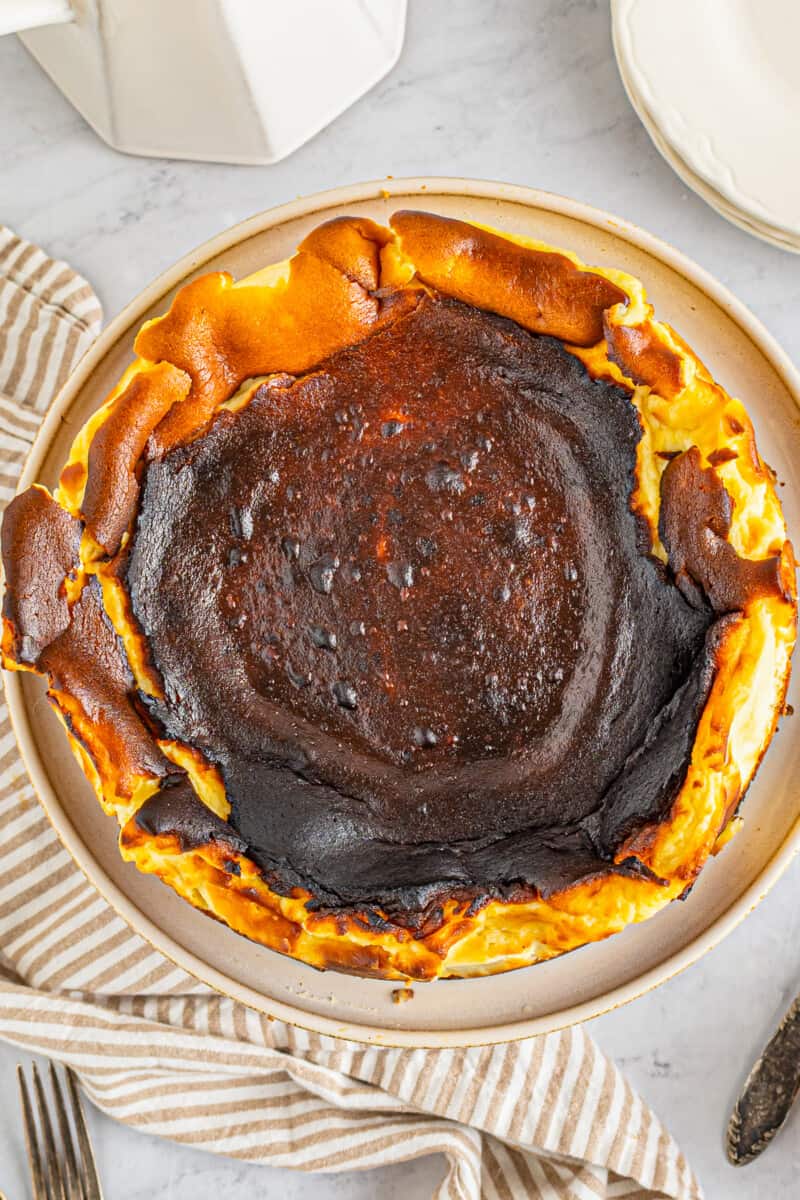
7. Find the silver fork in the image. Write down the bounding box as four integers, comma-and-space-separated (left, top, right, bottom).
17, 1062, 104, 1200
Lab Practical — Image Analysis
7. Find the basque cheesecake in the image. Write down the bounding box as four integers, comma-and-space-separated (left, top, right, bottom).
2, 211, 795, 980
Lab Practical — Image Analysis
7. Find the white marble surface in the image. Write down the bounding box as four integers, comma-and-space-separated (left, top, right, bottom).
1, 2, 800, 1196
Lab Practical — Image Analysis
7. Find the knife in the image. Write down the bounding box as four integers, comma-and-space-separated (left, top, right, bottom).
727, 989, 800, 1164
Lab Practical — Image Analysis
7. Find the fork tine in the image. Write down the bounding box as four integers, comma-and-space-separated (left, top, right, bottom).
49, 1063, 82, 1200
65, 1068, 104, 1200
32, 1063, 66, 1200
17, 1065, 49, 1200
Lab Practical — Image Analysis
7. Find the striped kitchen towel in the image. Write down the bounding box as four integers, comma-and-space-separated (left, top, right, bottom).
0, 225, 701, 1200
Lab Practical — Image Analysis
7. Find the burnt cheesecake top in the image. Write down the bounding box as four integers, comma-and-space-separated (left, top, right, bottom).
128, 294, 718, 915
2, 210, 794, 979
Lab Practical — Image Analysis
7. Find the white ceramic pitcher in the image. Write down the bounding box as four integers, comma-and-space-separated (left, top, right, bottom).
0, 0, 407, 164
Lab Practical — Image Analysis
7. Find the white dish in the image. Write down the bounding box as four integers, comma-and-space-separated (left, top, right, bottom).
612, 24, 800, 255
6, 178, 800, 1046
613, 0, 800, 239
